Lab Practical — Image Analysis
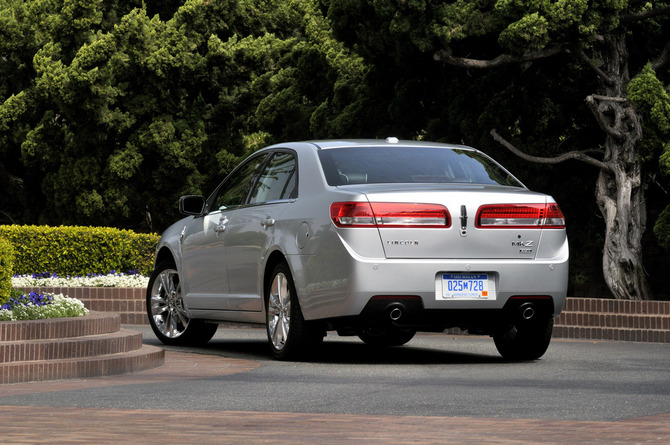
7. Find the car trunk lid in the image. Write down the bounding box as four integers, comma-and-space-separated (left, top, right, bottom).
356, 186, 560, 260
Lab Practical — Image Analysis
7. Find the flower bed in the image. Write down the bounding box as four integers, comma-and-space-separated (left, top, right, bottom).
0, 292, 89, 321
12, 271, 150, 289
6, 271, 149, 322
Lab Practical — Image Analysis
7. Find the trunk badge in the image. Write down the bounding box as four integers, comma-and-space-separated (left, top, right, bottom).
460, 205, 468, 237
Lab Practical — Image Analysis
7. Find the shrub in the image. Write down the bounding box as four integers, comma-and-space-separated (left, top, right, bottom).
0, 225, 159, 276
0, 237, 14, 306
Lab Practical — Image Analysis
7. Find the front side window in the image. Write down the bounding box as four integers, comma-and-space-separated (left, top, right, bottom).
249, 152, 297, 204
318, 147, 523, 187
212, 154, 268, 211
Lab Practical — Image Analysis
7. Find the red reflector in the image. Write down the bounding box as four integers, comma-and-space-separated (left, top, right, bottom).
331, 202, 451, 228
509, 295, 552, 301
476, 203, 565, 229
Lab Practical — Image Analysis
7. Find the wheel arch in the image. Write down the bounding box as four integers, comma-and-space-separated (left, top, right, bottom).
154, 246, 177, 269
263, 250, 289, 298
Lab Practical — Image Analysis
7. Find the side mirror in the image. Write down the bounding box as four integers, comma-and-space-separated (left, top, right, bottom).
179, 195, 206, 216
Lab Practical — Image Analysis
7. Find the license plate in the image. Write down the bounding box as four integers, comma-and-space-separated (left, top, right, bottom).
441, 273, 489, 299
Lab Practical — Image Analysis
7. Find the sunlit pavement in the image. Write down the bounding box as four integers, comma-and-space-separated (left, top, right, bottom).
1, 331, 669, 444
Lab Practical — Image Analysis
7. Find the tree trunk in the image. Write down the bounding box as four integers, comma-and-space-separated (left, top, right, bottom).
437, 28, 655, 300
589, 32, 649, 300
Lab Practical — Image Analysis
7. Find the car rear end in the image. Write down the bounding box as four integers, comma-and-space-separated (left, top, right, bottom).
310, 141, 568, 349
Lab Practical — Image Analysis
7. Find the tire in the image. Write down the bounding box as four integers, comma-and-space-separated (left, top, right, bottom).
265, 263, 323, 360
147, 260, 218, 346
493, 318, 554, 361
358, 326, 416, 347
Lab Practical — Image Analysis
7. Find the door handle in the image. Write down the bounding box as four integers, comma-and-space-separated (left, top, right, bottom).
260, 217, 276, 229
215, 216, 229, 236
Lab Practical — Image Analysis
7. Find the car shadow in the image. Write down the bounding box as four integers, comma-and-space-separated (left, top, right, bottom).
144, 333, 509, 365
303, 340, 507, 365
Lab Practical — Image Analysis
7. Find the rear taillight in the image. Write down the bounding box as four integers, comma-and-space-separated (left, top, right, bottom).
331, 202, 451, 228
475, 203, 565, 229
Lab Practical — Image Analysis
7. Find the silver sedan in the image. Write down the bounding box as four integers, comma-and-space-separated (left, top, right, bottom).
147, 139, 569, 360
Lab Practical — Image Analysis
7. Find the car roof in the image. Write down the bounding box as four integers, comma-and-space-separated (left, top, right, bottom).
264, 139, 475, 152
308, 139, 473, 151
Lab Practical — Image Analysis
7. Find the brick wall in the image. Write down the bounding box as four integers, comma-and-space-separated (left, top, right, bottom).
554, 297, 670, 343
16, 287, 670, 343
21, 286, 147, 325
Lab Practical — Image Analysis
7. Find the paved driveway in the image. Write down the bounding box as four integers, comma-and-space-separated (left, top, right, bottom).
1, 328, 669, 443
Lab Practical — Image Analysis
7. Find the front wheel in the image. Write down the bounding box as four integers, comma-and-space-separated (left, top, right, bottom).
147, 261, 218, 346
266, 263, 323, 360
493, 318, 554, 361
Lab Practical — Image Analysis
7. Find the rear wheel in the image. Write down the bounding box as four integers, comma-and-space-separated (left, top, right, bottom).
147, 261, 218, 346
266, 263, 323, 360
358, 326, 416, 347
493, 318, 554, 361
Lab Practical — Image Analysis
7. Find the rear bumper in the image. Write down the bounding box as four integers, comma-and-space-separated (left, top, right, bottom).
294, 254, 568, 322
344, 294, 557, 335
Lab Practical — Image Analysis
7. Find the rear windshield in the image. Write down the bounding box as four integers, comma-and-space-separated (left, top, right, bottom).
318, 146, 523, 187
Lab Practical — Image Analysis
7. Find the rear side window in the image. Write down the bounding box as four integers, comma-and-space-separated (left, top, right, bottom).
318, 147, 522, 187
248, 152, 297, 204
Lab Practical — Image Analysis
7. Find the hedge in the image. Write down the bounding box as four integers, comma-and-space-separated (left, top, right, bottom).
0, 225, 159, 277
0, 237, 14, 305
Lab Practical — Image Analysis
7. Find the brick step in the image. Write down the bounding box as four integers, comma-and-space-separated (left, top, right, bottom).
0, 345, 165, 384
0, 329, 143, 364
556, 311, 670, 330
0, 311, 121, 341
563, 298, 670, 315
0, 311, 164, 384
553, 298, 670, 343
553, 325, 670, 343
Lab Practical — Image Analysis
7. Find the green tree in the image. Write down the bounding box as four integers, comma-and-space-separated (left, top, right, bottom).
0, 0, 369, 230
327, 0, 670, 300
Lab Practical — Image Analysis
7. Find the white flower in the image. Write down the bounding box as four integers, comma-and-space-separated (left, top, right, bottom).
12, 273, 149, 288
0, 308, 14, 321
1, 293, 89, 321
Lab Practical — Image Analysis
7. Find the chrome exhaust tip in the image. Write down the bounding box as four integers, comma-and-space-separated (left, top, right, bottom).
389, 307, 403, 321
519, 303, 536, 321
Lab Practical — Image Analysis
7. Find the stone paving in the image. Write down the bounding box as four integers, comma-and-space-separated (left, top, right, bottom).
1, 351, 669, 444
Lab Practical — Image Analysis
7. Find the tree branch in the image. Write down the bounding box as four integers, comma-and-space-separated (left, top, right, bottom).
651, 41, 670, 70
585, 95, 630, 140
490, 129, 611, 171
590, 94, 627, 102
578, 51, 615, 85
622, 5, 670, 23
433, 44, 567, 69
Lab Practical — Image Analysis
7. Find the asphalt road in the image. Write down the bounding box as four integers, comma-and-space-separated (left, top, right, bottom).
1, 327, 669, 423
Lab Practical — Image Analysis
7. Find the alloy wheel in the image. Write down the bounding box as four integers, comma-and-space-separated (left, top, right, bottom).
149, 268, 189, 339
267, 271, 291, 351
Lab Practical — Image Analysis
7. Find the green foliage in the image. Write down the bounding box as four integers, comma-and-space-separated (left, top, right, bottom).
0, 237, 14, 305
628, 64, 670, 135
0, 225, 158, 276
630, 64, 670, 250
628, 65, 670, 166
0, 0, 369, 230
498, 12, 550, 52
654, 206, 670, 251
1, 0, 669, 298
323, 0, 669, 298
